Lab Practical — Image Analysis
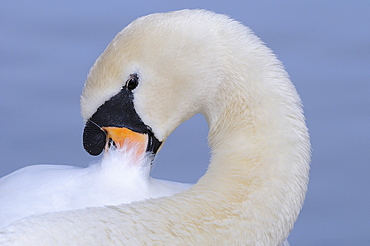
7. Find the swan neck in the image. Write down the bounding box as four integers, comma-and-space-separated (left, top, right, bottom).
193, 55, 310, 244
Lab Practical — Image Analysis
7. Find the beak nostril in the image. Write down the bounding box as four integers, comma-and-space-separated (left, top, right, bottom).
108, 138, 117, 149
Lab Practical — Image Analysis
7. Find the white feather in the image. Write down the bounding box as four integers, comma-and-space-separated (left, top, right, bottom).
0, 146, 191, 229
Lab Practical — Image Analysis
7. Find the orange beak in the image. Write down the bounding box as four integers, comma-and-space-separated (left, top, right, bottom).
102, 127, 148, 156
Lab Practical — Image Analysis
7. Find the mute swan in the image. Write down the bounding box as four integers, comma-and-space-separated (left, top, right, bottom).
0, 140, 191, 229
0, 9, 310, 245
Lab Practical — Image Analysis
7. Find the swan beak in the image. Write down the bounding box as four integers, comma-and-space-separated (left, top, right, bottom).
102, 127, 148, 155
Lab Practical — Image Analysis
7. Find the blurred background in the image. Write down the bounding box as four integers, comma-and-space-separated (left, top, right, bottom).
1, 1, 369, 245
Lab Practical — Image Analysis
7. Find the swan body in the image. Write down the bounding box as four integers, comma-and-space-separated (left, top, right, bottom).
0, 9, 310, 245
0, 147, 190, 229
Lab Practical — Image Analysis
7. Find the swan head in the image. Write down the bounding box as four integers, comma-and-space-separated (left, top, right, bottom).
81, 10, 226, 156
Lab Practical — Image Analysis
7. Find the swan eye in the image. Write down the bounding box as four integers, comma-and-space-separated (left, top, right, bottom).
126, 74, 139, 91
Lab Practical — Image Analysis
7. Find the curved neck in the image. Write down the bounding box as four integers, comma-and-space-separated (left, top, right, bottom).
189, 52, 310, 244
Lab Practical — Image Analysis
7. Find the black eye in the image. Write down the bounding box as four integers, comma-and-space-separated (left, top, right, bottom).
126, 74, 139, 91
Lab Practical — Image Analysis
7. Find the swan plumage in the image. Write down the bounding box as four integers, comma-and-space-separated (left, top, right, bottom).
0, 9, 310, 245
0, 146, 190, 229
